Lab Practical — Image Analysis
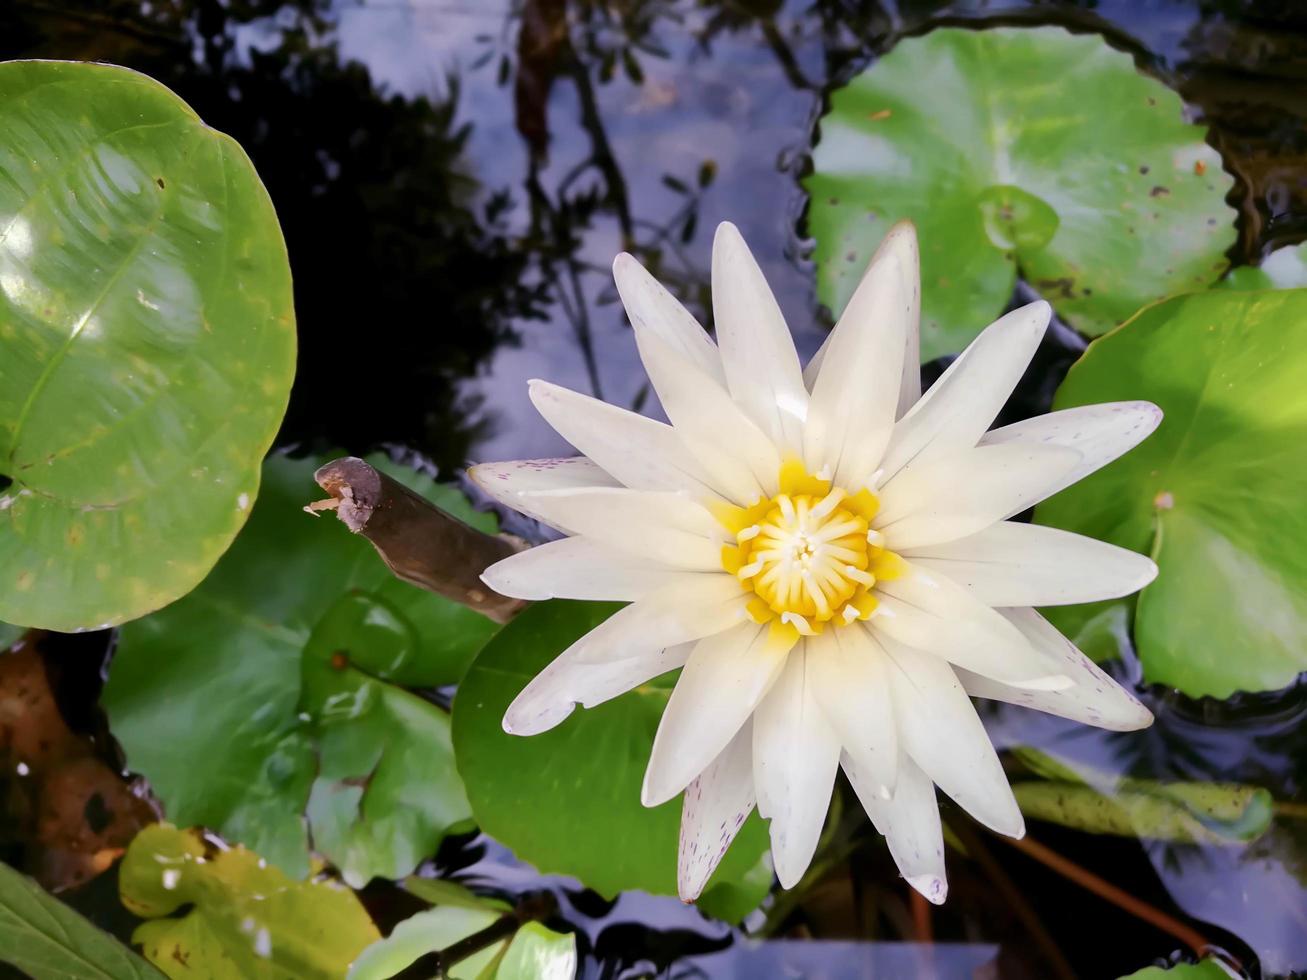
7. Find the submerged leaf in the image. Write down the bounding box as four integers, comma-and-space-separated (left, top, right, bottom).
807, 27, 1234, 359
0, 860, 164, 979
452, 600, 772, 921
120, 824, 379, 979
0, 60, 295, 631
104, 454, 491, 884
1036, 289, 1307, 696
1013, 750, 1273, 845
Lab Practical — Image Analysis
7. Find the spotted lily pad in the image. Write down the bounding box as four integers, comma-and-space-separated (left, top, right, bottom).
119, 824, 379, 979
807, 27, 1235, 359
1036, 289, 1307, 697
0, 60, 295, 631
452, 600, 771, 923
104, 454, 494, 884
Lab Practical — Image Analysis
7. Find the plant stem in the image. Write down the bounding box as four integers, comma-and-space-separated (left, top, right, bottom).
949, 820, 1075, 980
996, 832, 1218, 960
310, 457, 527, 623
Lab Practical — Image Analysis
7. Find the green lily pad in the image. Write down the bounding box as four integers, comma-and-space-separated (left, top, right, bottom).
1036, 289, 1307, 697
347, 906, 575, 980
1013, 749, 1272, 845
0, 60, 295, 631
0, 859, 164, 979
1221, 242, 1307, 290
496, 923, 576, 980
104, 454, 495, 883
346, 905, 501, 980
119, 824, 379, 979
806, 27, 1234, 360
452, 600, 771, 922
1118, 961, 1233, 979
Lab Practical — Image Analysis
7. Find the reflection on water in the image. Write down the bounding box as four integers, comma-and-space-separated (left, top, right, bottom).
4, 0, 1307, 976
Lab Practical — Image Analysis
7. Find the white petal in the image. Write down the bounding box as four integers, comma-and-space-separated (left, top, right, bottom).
752, 644, 841, 888
613, 252, 725, 385
881, 302, 1050, 481
637, 332, 781, 503
803, 229, 908, 490
711, 222, 809, 452
843, 750, 947, 904
878, 635, 1025, 838
678, 720, 755, 902
468, 457, 618, 531
980, 401, 1163, 500
504, 641, 692, 736
642, 622, 792, 806
482, 537, 691, 601
805, 221, 922, 418
902, 521, 1158, 607
528, 381, 721, 499
958, 608, 1154, 732
807, 627, 897, 799
872, 561, 1071, 689
876, 443, 1082, 549
562, 574, 749, 664
515, 487, 721, 570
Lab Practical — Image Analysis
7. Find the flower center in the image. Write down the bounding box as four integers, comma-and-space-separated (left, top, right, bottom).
714, 461, 905, 641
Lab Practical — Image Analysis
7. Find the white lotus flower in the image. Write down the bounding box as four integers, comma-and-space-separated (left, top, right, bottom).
470, 221, 1159, 905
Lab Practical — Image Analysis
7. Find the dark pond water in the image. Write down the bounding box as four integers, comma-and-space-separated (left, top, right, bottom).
4, 0, 1307, 977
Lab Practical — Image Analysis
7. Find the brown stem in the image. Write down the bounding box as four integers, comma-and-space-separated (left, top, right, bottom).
310, 457, 528, 623
996, 832, 1218, 960
909, 889, 933, 945
949, 820, 1075, 980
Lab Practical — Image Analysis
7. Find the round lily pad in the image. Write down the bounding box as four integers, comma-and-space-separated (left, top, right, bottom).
1036, 289, 1307, 698
104, 454, 496, 884
0, 60, 295, 631
806, 27, 1235, 360
452, 600, 771, 922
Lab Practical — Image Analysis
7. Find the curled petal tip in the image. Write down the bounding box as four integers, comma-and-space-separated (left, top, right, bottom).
906, 874, 948, 905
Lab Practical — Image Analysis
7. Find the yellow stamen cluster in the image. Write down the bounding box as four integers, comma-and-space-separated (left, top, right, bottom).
715, 460, 905, 645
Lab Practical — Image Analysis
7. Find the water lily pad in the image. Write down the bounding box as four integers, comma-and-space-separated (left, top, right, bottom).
0, 60, 295, 631
452, 600, 771, 922
104, 454, 494, 883
347, 906, 501, 980
1221, 242, 1307, 290
119, 824, 379, 979
347, 903, 575, 980
0, 859, 164, 979
807, 27, 1234, 360
1118, 961, 1233, 979
1036, 289, 1307, 697
496, 923, 577, 980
